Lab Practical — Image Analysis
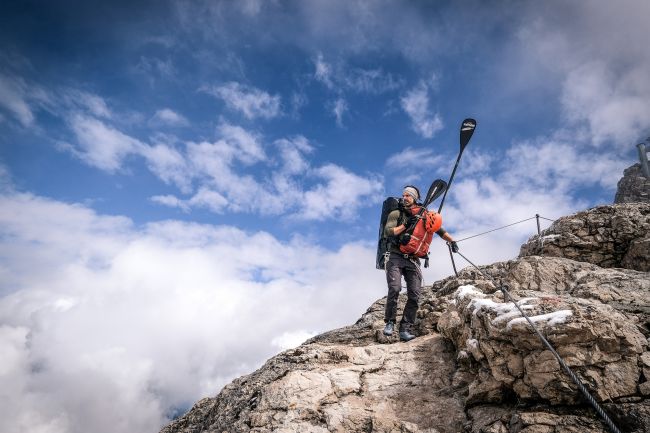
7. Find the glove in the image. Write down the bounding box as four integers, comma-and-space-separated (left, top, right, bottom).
405, 215, 419, 228
450, 241, 459, 253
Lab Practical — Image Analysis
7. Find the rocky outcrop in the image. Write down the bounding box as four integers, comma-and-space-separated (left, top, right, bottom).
162, 203, 650, 433
519, 203, 650, 272
615, 163, 650, 204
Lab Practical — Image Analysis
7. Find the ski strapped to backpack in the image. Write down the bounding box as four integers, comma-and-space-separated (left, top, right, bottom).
375, 179, 447, 269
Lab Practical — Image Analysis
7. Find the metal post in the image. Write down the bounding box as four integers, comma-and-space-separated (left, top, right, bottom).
536, 214, 543, 254
448, 243, 459, 277
638, 142, 650, 178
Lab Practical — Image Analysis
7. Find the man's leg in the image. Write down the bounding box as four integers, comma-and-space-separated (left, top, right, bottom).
384, 256, 402, 326
399, 259, 422, 338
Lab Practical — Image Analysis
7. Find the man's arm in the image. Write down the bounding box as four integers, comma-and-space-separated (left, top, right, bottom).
436, 227, 454, 243
384, 210, 407, 237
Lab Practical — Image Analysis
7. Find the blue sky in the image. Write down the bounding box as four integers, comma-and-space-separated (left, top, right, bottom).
1, 1, 649, 432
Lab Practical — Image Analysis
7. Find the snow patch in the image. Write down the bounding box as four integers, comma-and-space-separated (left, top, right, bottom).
454, 285, 484, 301
470, 297, 537, 318
466, 338, 479, 350
506, 310, 573, 330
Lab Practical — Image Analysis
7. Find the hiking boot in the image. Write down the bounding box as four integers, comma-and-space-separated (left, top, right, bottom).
399, 329, 416, 342
383, 321, 394, 336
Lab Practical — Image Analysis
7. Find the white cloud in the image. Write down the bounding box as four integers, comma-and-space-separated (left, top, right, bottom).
301, 164, 383, 220
63, 90, 112, 119
150, 194, 190, 212
151, 108, 189, 127
332, 97, 348, 127
217, 122, 266, 164
561, 61, 650, 147
0, 74, 35, 126
400, 82, 443, 138
187, 187, 228, 213
0, 191, 385, 433
386, 147, 444, 169
140, 144, 192, 193
141, 125, 381, 220
513, 2, 650, 148
204, 82, 282, 120
275, 136, 313, 175
502, 137, 628, 191
313, 54, 403, 95
271, 330, 316, 351
314, 53, 334, 89
65, 114, 144, 173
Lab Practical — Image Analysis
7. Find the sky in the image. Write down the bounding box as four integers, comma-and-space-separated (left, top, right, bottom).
1, 1, 649, 432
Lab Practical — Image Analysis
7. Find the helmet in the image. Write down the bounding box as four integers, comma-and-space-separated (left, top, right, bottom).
425, 211, 442, 233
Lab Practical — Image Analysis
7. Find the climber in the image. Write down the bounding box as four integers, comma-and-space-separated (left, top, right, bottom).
383, 185, 458, 341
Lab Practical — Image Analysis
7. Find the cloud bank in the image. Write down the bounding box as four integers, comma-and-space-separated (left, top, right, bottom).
0, 190, 385, 433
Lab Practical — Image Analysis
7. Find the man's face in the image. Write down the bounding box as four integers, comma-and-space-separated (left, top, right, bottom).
402, 193, 415, 206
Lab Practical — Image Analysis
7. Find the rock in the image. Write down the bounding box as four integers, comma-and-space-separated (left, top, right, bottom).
162, 335, 467, 433
614, 163, 650, 204
519, 203, 650, 272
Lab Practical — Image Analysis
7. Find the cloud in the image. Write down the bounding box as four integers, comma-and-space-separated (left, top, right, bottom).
187, 187, 228, 213
64, 114, 144, 173
271, 330, 317, 351
0, 74, 35, 126
151, 108, 189, 127
203, 82, 282, 120
57, 112, 381, 221
512, 2, 650, 147
314, 53, 334, 89
0, 191, 385, 433
386, 147, 444, 169
400, 82, 443, 138
332, 97, 348, 127
217, 122, 266, 164
62, 90, 112, 119
150, 194, 190, 212
502, 136, 628, 191
313, 54, 403, 95
560, 61, 650, 147
140, 143, 193, 193
150, 132, 383, 221
274, 136, 314, 175
301, 164, 383, 220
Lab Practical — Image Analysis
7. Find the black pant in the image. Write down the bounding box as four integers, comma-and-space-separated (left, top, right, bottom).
384, 253, 422, 331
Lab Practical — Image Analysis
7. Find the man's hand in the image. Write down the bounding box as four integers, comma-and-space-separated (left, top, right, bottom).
450, 241, 459, 253
405, 215, 419, 228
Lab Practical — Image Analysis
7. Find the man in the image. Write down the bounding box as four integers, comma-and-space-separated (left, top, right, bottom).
383, 185, 458, 341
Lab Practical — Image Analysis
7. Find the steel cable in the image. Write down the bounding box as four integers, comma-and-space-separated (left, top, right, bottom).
455, 216, 538, 243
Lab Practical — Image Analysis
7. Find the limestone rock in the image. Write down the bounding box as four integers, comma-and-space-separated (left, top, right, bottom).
162, 335, 465, 433
614, 163, 650, 204
519, 203, 650, 272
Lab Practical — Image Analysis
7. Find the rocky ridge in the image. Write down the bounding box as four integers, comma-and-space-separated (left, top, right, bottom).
614, 163, 649, 204
161, 168, 650, 433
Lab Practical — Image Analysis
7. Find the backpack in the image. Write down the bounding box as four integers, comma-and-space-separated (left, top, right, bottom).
375, 197, 403, 269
